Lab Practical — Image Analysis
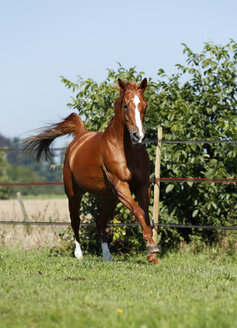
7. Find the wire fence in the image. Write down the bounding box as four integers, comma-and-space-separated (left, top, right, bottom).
0, 219, 235, 231
0, 138, 236, 230
0, 220, 237, 230
1, 138, 237, 153
145, 139, 237, 145
0, 178, 237, 187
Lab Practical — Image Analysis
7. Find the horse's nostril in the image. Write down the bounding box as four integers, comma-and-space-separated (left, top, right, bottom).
132, 132, 140, 141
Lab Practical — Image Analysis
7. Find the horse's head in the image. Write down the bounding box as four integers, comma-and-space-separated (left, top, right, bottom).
117, 78, 147, 146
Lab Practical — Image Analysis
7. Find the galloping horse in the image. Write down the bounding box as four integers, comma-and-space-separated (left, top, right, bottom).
24, 78, 159, 264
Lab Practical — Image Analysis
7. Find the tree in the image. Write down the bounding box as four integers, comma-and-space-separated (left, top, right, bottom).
61, 40, 237, 246
0, 152, 10, 199
0, 136, 64, 199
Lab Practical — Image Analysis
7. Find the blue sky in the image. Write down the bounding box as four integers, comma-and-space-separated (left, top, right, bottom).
1, 0, 237, 143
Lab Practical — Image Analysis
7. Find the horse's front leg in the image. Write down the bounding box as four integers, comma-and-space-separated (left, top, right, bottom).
134, 183, 151, 226
134, 183, 160, 264
115, 180, 159, 264
96, 199, 117, 261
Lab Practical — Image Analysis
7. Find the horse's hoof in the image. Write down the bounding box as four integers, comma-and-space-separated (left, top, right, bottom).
75, 255, 83, 260
147, 254, 159, 264
103, 254, 113, 262
147, 244, 160, 254
74, 251, 83, 260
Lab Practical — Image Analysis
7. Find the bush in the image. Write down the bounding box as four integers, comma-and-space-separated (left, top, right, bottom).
0, 152, 10, 199
60, 40, 237, 250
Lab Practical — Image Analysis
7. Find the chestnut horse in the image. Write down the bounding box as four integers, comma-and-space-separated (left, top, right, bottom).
24, 78, 159, 264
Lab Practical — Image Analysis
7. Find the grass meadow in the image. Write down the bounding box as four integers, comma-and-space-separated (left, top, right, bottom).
1, 198, 237, 327
1, 247, 237, 328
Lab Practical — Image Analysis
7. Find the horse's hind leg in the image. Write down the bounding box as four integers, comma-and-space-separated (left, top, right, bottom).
68, 192, 83, 260
96, 199, 117, 261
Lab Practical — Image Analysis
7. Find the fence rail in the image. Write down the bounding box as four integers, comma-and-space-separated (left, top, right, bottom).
0, 138, 237, 153
1, 177, 237, 187
1, 137, 236, 233
146, 139, 237, 145
0, 182, 64, 187
0, 220, 237, 230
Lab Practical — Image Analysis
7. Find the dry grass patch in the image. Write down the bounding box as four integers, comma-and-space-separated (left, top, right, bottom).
0, 198, 70, 249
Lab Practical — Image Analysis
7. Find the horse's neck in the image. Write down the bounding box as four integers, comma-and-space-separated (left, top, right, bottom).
105, 116, 123, 147
103, 100, 133, 157
104, 105, 125, 146
105, 116, 132, 154
123, 125, 133, 150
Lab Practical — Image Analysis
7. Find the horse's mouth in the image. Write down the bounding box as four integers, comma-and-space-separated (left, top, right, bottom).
130, 137, 145, 147
127, 124, 146, 146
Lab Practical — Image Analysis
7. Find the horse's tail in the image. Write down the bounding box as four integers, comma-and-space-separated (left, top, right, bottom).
23, 113, 87, 161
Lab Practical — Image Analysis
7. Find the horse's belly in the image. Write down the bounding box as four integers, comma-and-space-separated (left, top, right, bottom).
78, 173, 111, 197
68, 134, 115, 198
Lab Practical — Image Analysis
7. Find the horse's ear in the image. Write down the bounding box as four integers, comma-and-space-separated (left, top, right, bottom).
118, 79, 126, 90
138, 78, 147, 92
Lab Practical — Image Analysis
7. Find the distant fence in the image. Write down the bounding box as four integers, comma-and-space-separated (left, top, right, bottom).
0, 137, 236, 232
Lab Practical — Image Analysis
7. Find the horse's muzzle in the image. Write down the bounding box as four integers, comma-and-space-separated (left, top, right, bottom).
130, 132, 146, 146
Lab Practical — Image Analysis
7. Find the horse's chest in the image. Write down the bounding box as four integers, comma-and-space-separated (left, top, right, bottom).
126, 149, 150, 184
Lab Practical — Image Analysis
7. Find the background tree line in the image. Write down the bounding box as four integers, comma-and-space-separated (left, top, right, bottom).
0, 136, 64, 199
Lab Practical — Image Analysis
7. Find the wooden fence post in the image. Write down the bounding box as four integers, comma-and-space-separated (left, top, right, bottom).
17, 192, 29, 221
152, 127, 162, 244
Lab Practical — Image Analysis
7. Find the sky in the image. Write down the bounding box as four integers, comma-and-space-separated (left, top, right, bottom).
1, 0, 237, 145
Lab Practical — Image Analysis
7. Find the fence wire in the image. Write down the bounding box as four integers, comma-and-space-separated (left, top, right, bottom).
1, 177, 237, 187
0, 138, 236, 231
1, 138, 237, 154
0, 220, 237, 230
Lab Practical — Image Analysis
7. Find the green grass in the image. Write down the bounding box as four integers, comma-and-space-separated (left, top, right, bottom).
0, 247, 237, 328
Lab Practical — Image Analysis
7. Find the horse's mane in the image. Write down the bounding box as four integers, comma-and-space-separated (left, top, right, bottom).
113, 81, 140, 92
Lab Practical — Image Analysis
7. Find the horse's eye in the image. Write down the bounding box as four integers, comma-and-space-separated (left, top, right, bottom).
124, 104, 129, 110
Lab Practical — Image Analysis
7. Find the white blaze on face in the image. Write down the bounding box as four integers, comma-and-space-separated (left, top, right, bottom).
133, 95, 144, 143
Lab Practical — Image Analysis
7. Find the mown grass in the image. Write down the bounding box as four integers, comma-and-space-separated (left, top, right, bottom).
0, 247, 237, 328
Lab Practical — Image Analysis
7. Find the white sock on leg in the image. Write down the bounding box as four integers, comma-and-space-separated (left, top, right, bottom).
101, 242, 112, 261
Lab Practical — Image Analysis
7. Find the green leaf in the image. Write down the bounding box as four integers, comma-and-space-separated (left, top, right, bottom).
165, 184, 174, 193
192, 209, 199, 218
